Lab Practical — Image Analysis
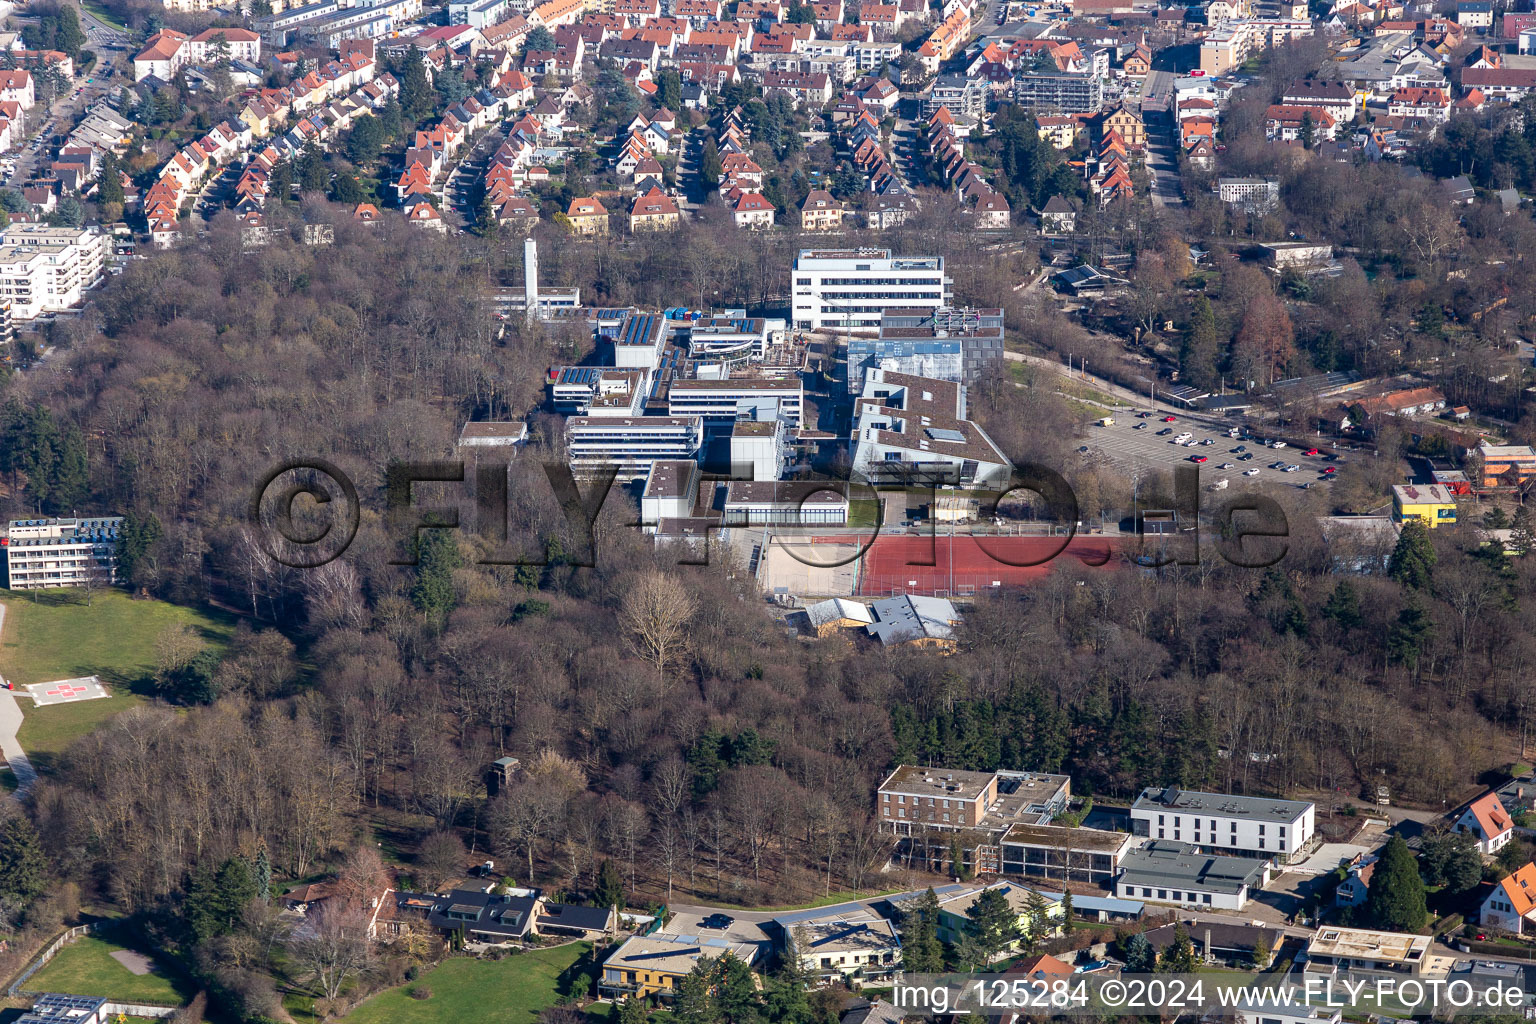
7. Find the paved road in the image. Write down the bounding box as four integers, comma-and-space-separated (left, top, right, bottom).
0, 603, 37, 799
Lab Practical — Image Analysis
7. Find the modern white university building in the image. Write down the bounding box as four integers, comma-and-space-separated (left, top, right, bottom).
791, 248, 953, 331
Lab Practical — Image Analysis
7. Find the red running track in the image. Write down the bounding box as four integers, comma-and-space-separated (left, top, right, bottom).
816, 533, 1120, 594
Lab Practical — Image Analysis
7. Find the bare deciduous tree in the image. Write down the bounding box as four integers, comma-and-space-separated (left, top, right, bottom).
618, 569, 697, 682
289, 902, 376, 1003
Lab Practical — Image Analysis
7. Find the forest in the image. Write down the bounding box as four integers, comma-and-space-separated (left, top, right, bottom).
0, 189, 1530, 1022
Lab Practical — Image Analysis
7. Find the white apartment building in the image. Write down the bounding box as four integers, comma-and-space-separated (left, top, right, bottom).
4, 516, 124, 590
1131, 786, 1315, 865
565, 415, 703, 480
0, 225, 108, 320
791, 248, 953, 331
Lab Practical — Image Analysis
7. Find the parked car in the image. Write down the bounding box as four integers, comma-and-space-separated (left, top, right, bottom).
1191, 455, 1208, 463
1271, 441, 1286, 449
1157, 427, 1173, 435
1218, 462, 1234, 469
1133, 422, 1147, 430
1323, 466, 1337, 475
1284, 465, 1299, 472
1162, 415, 1177, 422
1244, 468, 1260, 476
1238, 453, 1254, 461
1305, 448, 1320, 456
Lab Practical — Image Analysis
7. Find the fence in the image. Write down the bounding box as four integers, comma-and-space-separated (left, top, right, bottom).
6, 922, 94, 996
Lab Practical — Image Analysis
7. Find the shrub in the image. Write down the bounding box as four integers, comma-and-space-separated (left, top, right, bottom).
409, 985, 432, 1000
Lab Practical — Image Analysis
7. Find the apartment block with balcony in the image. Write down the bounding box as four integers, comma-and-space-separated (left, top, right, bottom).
0, 225, 108, 320
4, 516, 123, 590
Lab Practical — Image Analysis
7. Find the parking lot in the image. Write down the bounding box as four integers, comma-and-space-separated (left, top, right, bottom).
1078, 412, 1344, 490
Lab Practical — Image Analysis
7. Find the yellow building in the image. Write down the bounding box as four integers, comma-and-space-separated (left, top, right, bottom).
1392, 483, 1458, 528
599, 934, 759, 1000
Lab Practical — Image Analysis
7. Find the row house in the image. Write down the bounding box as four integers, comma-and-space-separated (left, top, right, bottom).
1461, 68, 1536, 101
0, 69, 32, 108
926, 106, 1010, 228
916, 2, 972, 72
720, 153, 763, 190
859, 3, 909, 38
675, 0, 722, 26
1086, 130, 1134, 204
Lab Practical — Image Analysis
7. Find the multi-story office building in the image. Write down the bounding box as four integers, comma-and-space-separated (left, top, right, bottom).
665, 376, 804, 429
846, 307, 1004, 394
4, 517, 124, 590
877, 765, 1071, 874
1217, 177, 1280, 213
1012, 72, 1104, 114
792, 249, 952, 331
851, 369, 1012, 488
1130, 786, 1315, 865
448, 0, 512, 26
565, 415, 703, 480
547, 367, 649, 416
0, 225, 108, 320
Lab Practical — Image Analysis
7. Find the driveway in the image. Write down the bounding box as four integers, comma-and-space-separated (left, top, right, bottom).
0, 603, 37, 797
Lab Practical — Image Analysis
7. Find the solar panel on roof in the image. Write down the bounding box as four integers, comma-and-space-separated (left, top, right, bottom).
927, 427, 965, 442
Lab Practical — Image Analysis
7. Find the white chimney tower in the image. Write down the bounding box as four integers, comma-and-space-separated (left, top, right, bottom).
523, 236, 538, 324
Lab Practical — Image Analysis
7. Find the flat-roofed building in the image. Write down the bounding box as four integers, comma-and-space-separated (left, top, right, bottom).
999, 822, 1136, 884
611, 310, 671, 369
729, 419, 788, 481
666, 376, 805, 429
1477, 443, 1536, 488
641, 459, 701, 526
724, 480, 848, 525
0, 225, 109, 320
774, 908, 901, 983
845, 306, 1004, 394
1391, 483, 1458, 529
1131, 786, 1315, 864
547, 366, 649, 417
565, 415, 703, 480
1113, 840, 1272, 911
1303, 926, 1431, 976
792, 248, 953, 331
878, 765, 1069, 836
600, 933, 760, 1000
4, 516, 123, 590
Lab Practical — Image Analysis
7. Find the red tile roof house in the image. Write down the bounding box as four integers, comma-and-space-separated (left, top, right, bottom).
1454, 792, 1515, 855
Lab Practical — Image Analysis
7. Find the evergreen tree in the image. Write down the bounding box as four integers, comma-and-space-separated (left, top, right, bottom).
1060, 889, 1074, 933
618, 993, 651, 1024
1299, 111, 1316, 150
900, 887, 944, 972
1420, 830, 1481, 894
1365, 835, 1427, 933
1512, 504, 1534, 557
1322, 580, 1362, 631
1387, 599, 1434, 672
674, 959, 718, 1024
717, 953, 761, 1024
254, 846, 272, 903
268, 159, 295, 203
1023, 887, 1052, 952
298, 141, 328, 194
1180, 295, 1222, 390
1157, 922, 1200, 972
409, 530, 460, 622
963, 887, 1017, 965
1122, 932, 1154, 973
0, 810, 47, 904
1387, 520, 1436, 590
185, 855, 259, 940
594, 858, 625, 910
346, 114, 384, 167
116, 510, 162, 587
99, 152, 125, 207
396, 51, 435, 123
700, 138, 722, 190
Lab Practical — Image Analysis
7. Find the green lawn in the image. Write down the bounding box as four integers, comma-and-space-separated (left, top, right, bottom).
81, 0, 128, 30
26, 934, 191, 1006
739, 888, 903, 912
848, 500, 881, 528
0, 590, 235, 768
345, 943, 597, 1024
